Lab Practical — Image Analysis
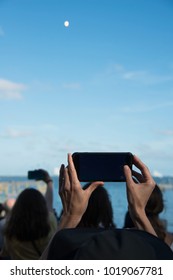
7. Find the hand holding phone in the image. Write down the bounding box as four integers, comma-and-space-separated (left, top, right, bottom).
28, 169, 51, 182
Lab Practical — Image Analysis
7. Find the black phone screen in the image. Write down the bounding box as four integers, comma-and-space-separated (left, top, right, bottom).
72, 152, 133, 182
28, 170, 44, 180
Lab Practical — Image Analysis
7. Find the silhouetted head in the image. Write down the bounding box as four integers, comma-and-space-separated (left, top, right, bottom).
123, 184, 166, 240
145, 184, 164, 216
77, 183, 116, 229
4, 188, 50, 241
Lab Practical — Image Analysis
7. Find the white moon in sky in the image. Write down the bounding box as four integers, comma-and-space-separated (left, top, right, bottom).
64, 21, 70, 27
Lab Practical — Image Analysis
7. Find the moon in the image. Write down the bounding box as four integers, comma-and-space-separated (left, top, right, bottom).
64, 21, 70, 27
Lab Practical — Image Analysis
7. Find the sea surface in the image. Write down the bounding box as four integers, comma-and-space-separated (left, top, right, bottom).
0, 176, 173, 232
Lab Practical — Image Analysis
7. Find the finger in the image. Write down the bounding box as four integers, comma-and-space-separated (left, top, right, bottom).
64, 167, 70, 190
124, 165, 134, 187
133, 155, 152, 181
132, 170, 144, 183
86, 181, 104, 196
67, 153, 79, 185
59, 164, 65, 193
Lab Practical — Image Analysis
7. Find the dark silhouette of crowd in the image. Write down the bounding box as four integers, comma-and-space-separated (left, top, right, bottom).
0, 170, 57, 259
0, 153, 173, 260
77, 183, 116, 229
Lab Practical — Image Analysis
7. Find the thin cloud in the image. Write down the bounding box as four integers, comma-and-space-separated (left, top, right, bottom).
123, 71, 173, 84
152, 170, 163, 178
158, 130, 173, 136
0, 128, 32, 138
121, 101, 173, 113
0, 124, 61, 140
0, 78, 27, 100
122, 70, 147, 80
0, 91, 23, 100
112, 64, 173, 85
53, 167, 59, 176
62, 82, 81, 90
0, 26, 4, 36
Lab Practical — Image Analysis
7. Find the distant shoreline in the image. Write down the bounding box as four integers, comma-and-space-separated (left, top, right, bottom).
0, 178, 173, 203
159, 184, 173, 190
0, 181, 46, 203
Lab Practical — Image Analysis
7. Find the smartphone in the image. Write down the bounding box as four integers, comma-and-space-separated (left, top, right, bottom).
28, 170, 44, 180
72, 152, 133, 182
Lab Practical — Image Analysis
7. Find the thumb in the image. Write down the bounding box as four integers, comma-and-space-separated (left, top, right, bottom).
86, 181, 104, 196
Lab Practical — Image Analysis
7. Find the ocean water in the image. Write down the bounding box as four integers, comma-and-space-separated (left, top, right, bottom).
53, 181, 129, 226
0, 177, 173, 232
53, 180, 173, 232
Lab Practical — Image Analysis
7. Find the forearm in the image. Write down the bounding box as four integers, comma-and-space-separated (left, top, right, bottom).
45, 180, 53, 211
57, 214, 81, 230
131, 209, 157, 237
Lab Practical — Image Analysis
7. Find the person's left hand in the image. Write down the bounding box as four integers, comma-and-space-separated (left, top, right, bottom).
58, 153, 104, 228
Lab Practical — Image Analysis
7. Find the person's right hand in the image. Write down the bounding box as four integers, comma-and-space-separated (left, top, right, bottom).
124, 155, 157, 236
36, 169, 52, 184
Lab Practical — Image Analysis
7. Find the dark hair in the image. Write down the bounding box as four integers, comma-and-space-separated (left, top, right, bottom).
4, 188, 50, 241
123, 185, 166, 240
77, 184, 116, 229
146, 184, 166, 240
0, 203, 5, 220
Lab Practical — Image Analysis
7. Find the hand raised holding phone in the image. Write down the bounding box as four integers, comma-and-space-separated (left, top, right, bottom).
58, 154, 104, 229
124, 155, 157, 236
28, 169, 52, 183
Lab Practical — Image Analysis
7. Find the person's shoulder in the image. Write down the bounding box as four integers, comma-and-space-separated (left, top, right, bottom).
48, 211, 58, 231
0, 218, 6, 227
47, 228, 173, 260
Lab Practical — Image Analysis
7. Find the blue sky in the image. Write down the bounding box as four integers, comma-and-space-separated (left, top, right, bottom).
0, 0, 173, 176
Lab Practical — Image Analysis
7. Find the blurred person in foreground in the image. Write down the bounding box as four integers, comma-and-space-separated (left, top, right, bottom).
0, 170, 57, 259
0, 198, 16, 252
41, 154, 173, 260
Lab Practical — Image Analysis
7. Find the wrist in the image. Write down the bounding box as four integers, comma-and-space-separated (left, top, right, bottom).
45, 179, 53, 184
59, 213, 82, 229
129, 207, 146, 222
